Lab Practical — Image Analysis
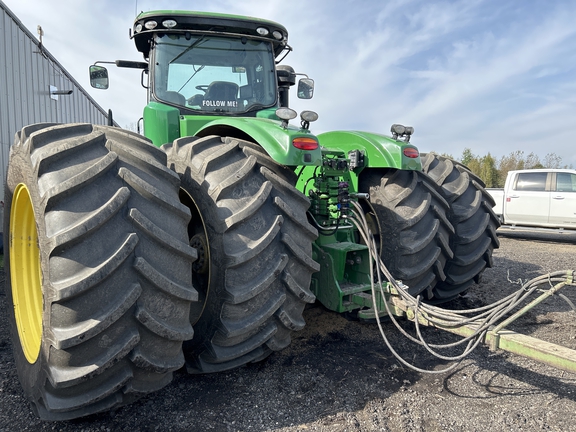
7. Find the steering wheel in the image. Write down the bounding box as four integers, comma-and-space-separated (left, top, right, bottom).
195, 85, 209, 93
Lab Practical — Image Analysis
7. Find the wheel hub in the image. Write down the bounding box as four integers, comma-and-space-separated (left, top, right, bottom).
190, 233, 209, 274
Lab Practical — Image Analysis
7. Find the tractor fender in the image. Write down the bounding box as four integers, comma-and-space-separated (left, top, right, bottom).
317, 130, 421, 171
189, 116, 322, 167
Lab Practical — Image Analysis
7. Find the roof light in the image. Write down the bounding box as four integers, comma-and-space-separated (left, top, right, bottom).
135, 23, 143, 33
391, 123, 414, 142
144, 20, 158, 30
256, 27, 269, 36
292, 137, 319, 151
272, 30, 283, 40
403, 148, 419, 158
162, 19, 177, 28
391, 124, 406, 135
276, 107, 297, 121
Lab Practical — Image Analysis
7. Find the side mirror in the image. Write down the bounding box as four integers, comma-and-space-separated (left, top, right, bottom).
297, 78, 314, 99
89, 65, 109, 90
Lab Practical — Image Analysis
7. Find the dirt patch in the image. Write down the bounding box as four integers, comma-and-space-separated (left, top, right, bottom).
0, 232, 575, 431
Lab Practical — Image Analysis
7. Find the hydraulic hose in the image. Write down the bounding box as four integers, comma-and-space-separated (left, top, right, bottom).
345, 200, 576, 374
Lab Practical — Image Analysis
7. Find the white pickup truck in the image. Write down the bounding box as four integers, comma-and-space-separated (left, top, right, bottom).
487, 169, 576, 230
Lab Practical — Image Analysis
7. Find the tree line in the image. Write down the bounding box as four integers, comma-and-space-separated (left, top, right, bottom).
446, 149, 574, 188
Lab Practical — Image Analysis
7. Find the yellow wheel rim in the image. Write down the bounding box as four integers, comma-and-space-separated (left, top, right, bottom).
10, 184, 42, 363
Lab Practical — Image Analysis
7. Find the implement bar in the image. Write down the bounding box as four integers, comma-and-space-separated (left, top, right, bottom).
389, 277, 576, 374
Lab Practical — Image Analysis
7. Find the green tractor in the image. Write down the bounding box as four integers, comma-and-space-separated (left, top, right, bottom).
4, 10, 499, 420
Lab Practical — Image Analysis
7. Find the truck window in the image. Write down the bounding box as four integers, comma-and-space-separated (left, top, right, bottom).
556, 173, 576, 192
514, 172, 547, 191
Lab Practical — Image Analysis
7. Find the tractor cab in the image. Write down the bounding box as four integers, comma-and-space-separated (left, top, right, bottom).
90, 10, 318, 160
128, 11, 315, 113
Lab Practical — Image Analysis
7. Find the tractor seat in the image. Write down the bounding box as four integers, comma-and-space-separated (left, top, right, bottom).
203, 81, 239, 102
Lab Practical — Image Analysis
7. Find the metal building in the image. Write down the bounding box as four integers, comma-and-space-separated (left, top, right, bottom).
0, 0, 111, 205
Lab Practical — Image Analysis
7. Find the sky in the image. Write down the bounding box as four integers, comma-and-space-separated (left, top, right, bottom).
5, 0, 576, 166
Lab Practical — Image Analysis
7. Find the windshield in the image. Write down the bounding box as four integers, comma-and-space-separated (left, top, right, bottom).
153, 34, 277, 113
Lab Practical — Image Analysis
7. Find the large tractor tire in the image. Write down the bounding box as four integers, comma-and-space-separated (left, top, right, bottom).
163, 135, 319, 374
359, 169, 454, 300
3, 123, 197, 420
421, 153, 500, 298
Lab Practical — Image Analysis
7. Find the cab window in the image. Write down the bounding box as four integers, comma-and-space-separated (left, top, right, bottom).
153, 34, 277, 113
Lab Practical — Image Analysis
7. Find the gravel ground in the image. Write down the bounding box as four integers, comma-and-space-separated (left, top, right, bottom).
0, 230, 575, 431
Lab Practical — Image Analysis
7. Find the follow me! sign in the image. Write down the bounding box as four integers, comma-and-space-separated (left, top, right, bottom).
202, 100, 238, 108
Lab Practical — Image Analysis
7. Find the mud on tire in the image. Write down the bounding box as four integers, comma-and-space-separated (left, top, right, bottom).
359, 168, 454, 300
3, 124, 197, 420
164, 135, 319, 374
421, 153, 500, 298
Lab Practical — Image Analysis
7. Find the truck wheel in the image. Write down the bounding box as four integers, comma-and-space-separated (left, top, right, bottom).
4, 123, 197, 420
359, 169, 454, 300
421, 153, 500, 299
164, 136, 318, 374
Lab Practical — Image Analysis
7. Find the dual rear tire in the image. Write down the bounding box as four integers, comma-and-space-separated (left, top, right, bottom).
5, 127, 317, 419
359, 154, 499, 302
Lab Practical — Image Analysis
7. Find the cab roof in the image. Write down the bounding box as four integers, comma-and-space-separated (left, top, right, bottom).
132, 10, 289, 58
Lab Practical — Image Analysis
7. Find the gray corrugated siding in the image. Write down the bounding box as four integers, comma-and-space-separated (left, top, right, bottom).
0, 0, 111, 206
